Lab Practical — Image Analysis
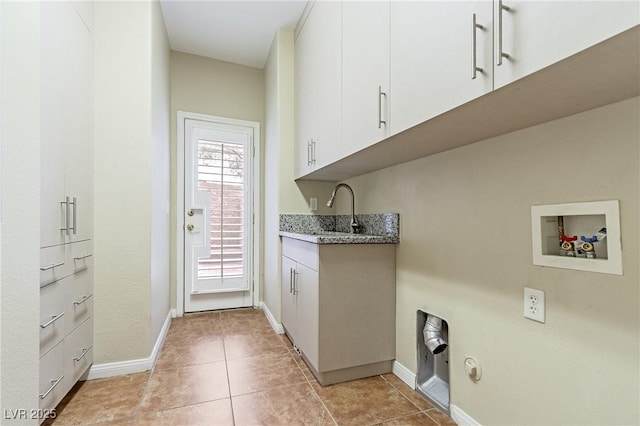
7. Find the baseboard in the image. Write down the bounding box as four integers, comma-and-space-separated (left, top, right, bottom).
450, 404, 481, 426
392, 360, 416, 389
86, 309, 173, 380
259, 301, 284, 334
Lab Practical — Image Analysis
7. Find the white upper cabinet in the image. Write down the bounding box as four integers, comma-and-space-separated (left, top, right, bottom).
293, 0, 639, 181
390, 1, 493, 135
41, 2, 93, 246
294, 1, 342, 178
494, 1, 640, 89
341, 1, 390, 157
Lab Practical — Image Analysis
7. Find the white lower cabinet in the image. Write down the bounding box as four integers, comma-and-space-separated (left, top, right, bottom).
281, 237, 396, 385
39, 343, 66, 412
282, 254, 319, 367
40, 279, 68, 357
39, 241, 93, 422
63, 317, 94, 394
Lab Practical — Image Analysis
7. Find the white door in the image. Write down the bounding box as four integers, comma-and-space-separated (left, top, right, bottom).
183, 118, 254, 312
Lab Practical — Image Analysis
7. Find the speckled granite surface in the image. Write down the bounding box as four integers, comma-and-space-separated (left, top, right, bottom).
279, 213, 399, 244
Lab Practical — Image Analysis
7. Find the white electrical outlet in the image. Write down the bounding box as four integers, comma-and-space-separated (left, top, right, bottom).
524, 287, 545, 323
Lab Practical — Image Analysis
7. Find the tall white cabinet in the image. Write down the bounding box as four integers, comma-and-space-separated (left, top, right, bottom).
39, 2, 94, 418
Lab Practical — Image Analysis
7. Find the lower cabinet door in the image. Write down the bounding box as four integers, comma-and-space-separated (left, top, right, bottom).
281, 256, 298, 344
63, 317, 93, 394
295, 263, 319, 369
39, 342, 66, 411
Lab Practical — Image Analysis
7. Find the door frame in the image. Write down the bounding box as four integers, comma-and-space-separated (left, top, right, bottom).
176, 111, 261, 316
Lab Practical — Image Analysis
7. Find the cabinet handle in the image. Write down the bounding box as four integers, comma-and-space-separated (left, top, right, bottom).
40, 312, 64, 329
307, 140, 311, 166
39, 375, 64, 400
289, 268, 294, 294
60, 199, 69, 232
65, 196, 72, 236
311, 139, 316, 165
40, 261, 64, 271
70, 196, 77, 235
73, 346, 92, 362
496, 0, 511, 66
73, 294, 92, 305
472, 14, 485, 79
293, 270, 299, 295
73, 254, 93, 261
378, 86, 387, 129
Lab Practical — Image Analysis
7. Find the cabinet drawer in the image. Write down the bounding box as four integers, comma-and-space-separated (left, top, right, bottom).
67, 267, 93, 332
282, 237, 319, 271
63, 317, 93, 391
40, 245, 68, 288
40, 278, 68, 356
67, 239, 93, 275
39, 342, 66, 411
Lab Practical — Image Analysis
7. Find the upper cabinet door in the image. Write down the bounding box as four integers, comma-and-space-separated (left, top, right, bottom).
341, 1, 390, 157
494, 1, 640, 89
390, 1, 493, 136
63, 1, 93, 243
41, 2, 70, 248
294, 1, 342, 178
41, 2, 92, 247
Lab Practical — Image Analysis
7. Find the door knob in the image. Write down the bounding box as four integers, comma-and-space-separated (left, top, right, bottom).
186, 224, 195, 231
187, 209, 194, 216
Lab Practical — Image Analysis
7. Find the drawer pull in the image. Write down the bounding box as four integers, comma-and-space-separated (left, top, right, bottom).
40, 261, 64, 271
73, 346, 92, 362
73, 294, 93, 305
40, 313, 64, 329
39, 375, 64, 399
73, 254, 93, 261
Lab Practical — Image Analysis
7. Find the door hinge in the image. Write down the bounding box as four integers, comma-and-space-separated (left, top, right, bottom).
253, 144, 255, 157
252, 213, 255, 225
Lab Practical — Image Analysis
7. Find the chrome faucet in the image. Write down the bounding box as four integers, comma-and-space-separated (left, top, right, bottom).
326, 183, 360, 234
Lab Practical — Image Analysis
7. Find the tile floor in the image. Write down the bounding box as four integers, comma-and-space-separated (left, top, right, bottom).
47, 309, 456, 426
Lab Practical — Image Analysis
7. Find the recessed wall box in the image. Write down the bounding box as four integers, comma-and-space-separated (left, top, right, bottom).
531, 200, 622, 275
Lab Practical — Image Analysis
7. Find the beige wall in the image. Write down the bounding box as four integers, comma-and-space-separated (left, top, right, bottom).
94, 1, 152, 362
94, 1, 171, 363
262, 30, 336, 322
0, 1, 41, 419
149, 0, 171, 346
169, 52, 265, 309
336, 98, 639, 424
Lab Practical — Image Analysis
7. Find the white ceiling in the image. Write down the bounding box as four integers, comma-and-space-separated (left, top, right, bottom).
160, 1, 307, 69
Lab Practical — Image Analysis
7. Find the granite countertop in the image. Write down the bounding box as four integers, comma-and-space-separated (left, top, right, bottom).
279, 213, 400, 245
279, 230, 399, 244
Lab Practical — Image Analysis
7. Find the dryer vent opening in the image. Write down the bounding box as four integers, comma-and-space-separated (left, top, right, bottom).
416, 310, 450, 415
423, 314, 448, 355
